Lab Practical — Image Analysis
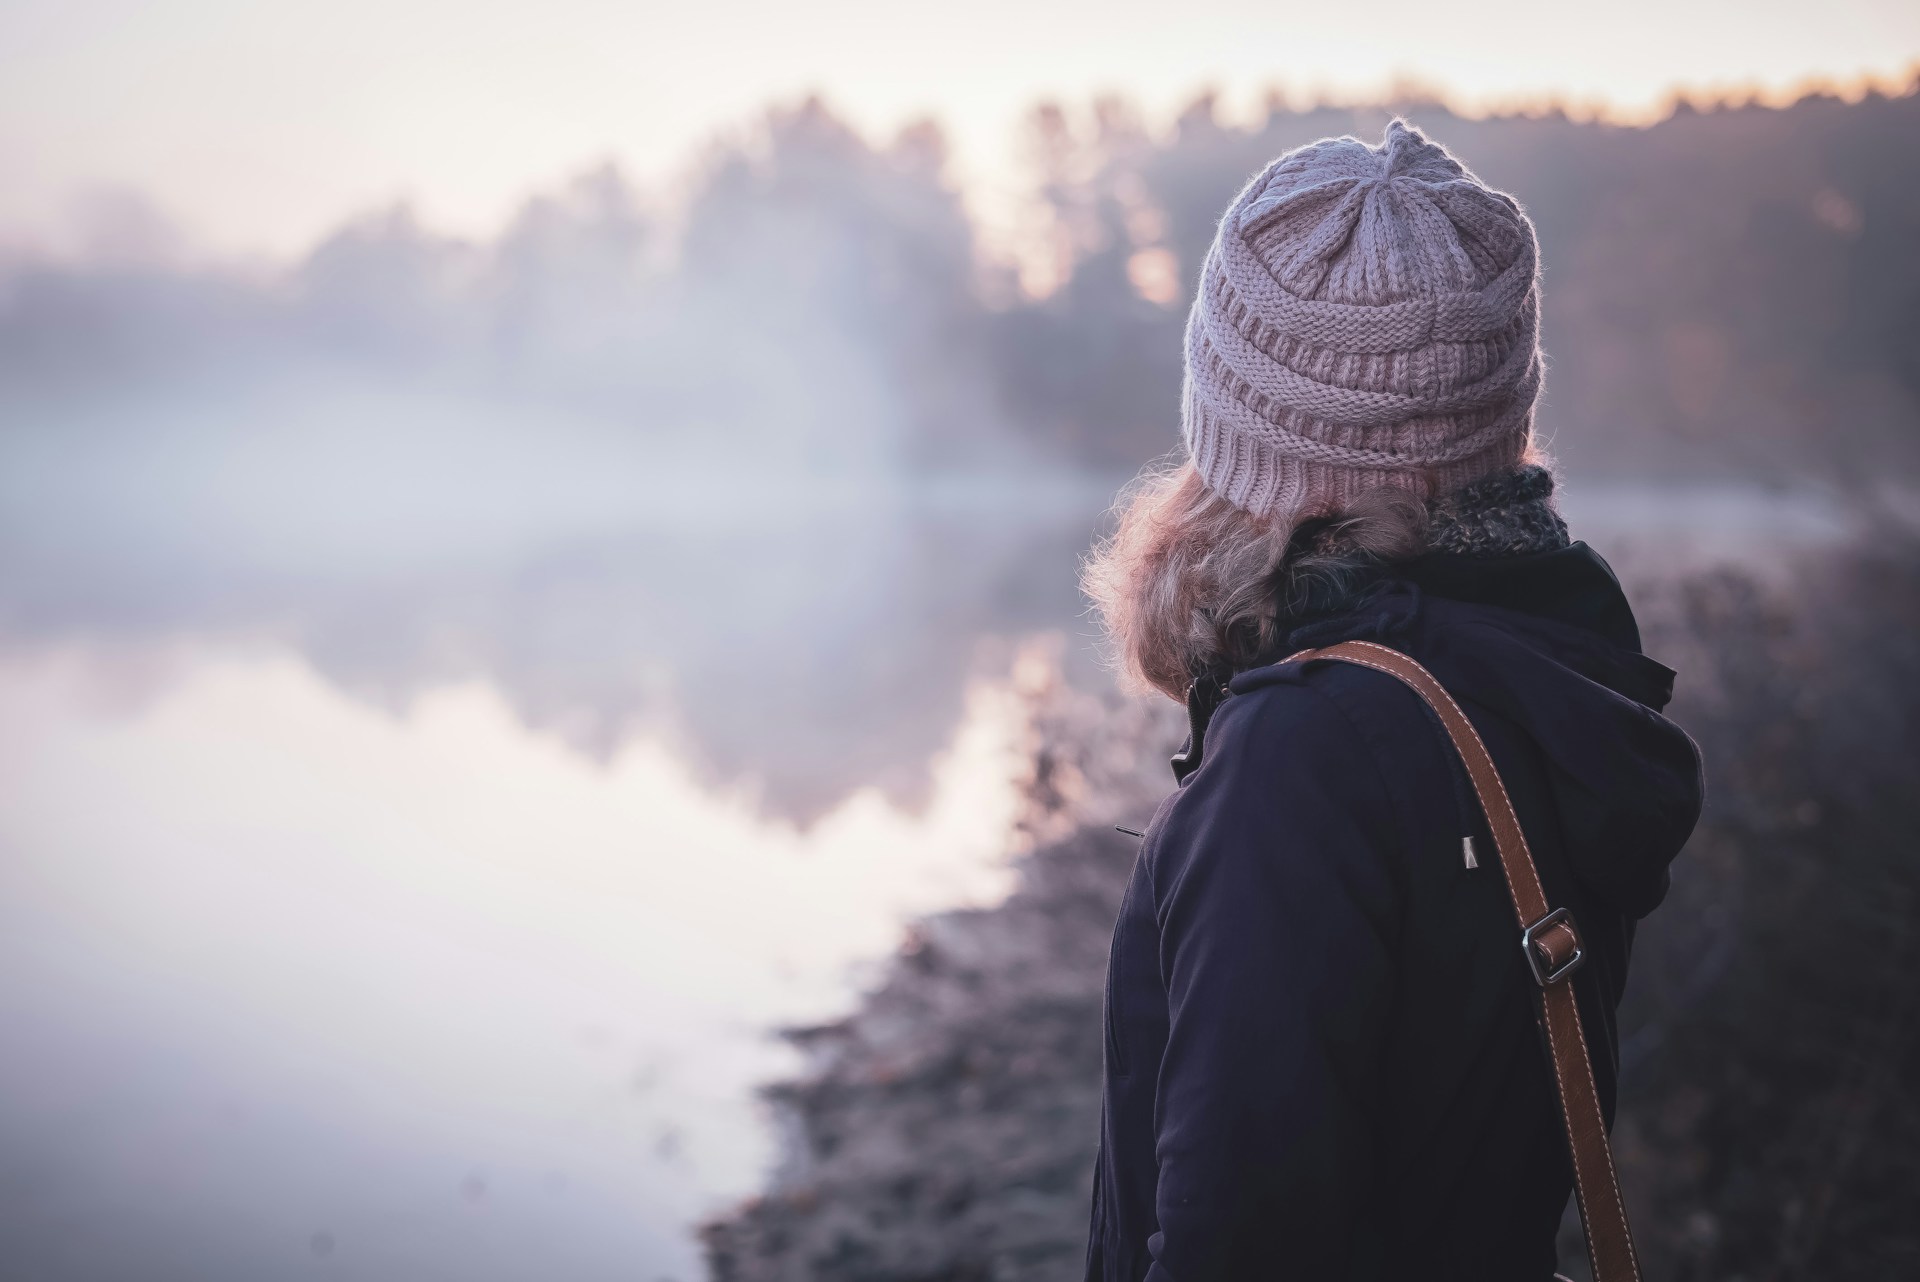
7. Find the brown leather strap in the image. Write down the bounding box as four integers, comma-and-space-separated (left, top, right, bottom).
1290, 639, 1641, 1282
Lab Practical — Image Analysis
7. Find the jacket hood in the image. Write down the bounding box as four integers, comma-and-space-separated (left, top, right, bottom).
1239, 542, 1705, 921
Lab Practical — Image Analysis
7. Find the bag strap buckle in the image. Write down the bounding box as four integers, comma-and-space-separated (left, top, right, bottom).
1522, 907, 1585, 986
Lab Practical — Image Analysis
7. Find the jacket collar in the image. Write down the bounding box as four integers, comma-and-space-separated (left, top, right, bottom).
1170, 542, 1642, 782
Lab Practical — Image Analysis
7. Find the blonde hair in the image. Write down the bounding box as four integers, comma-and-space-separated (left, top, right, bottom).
1081, 461, 1430, 700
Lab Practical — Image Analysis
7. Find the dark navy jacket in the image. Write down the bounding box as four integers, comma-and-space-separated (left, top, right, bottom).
1085, 544, 1703, 1282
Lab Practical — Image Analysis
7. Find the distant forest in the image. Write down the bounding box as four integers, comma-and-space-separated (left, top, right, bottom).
8, 80, 1917, 495
983, 83, 1920, 485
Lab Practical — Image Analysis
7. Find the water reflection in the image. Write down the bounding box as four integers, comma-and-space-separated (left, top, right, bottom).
0, 646, 1029, 1280
0, 376, 1114, 818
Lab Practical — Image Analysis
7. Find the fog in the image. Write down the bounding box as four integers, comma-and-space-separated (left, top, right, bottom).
0, 132, 1115, 814
0, 113, 1093, 1280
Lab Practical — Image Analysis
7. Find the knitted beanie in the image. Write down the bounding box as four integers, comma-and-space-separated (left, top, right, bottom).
1182, 119, 1544, 517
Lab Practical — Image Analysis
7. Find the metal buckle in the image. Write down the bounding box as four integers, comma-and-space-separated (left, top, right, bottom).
1521, 907, 1585, 986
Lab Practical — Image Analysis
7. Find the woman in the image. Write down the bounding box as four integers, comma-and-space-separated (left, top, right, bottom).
1080, 121, 1703, 1281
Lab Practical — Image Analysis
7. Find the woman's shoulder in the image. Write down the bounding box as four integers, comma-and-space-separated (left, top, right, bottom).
1217, 651, 1432, 756
1141, 667, 1407, 929
1149, 669, 1398, 867
1209, 663, 1369, 758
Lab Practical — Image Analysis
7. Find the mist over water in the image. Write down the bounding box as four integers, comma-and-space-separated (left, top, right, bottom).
0, 125, 1108, 1280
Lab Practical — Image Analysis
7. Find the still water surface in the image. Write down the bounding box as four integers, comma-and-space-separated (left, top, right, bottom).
0, 642, 1030, 1280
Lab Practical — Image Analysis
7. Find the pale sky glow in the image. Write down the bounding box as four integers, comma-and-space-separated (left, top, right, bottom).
2, 0, 1917, 258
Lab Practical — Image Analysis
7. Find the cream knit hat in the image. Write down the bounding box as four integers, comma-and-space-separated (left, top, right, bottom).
1182, 119, 1544, 517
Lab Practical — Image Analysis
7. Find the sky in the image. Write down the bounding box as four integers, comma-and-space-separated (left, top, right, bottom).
2, 0, 1918, 259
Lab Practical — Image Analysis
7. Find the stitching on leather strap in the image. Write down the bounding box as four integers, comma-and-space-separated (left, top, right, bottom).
1555, 986, 1642, 1282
